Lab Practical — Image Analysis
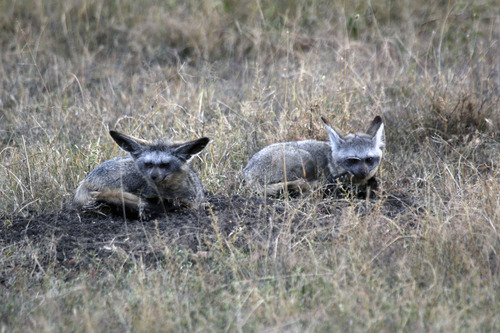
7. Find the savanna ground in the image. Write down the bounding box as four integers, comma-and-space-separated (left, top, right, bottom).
1, 0, 499, 331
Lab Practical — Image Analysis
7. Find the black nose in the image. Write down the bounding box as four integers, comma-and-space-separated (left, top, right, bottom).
354, 172, 367, 179
354, 164, 369, 179
150, 169, 161, 183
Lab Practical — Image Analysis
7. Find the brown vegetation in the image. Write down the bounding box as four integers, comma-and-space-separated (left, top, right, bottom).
1, 0, 499, 331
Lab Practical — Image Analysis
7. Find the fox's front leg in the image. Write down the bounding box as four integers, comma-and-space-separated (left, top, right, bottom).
92, 189, 145, 211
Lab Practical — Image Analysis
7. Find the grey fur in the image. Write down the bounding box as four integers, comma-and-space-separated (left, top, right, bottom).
243, 116, 385, 196
73, 131, 210, 213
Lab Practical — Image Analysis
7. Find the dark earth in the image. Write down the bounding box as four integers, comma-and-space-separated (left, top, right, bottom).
0, 191, 417, 276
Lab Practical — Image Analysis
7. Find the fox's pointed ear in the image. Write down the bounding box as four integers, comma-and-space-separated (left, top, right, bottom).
322, 117, 345, 149
321, 117, 346, 137
366, 116, 383, 136
109, 130, 145, 155
173, 137, 210, 161
368, 116, 385, 150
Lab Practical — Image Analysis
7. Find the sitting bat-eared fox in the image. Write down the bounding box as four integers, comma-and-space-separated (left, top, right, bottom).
73, 131, 210, 216
243, 116, 385, 197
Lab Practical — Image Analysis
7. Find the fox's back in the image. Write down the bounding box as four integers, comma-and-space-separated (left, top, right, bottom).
243, 139, 333, 187
82, 156, 147, 193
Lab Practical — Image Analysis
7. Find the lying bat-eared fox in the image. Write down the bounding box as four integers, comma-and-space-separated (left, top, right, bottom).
73, 131, 210, 216
243, 116, 385, 198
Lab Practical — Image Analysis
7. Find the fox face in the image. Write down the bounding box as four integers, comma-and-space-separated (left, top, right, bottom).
135, 150, 187, 185
110, 131, 210, 186
323, 116, 385, 183
339, 155, 381, 180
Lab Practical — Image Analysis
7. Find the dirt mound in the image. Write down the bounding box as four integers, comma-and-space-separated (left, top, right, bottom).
0, 193, 416, 274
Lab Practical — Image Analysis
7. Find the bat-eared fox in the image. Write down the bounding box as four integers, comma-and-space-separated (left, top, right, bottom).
73, 131, 210, 215
243, 116, 385, 197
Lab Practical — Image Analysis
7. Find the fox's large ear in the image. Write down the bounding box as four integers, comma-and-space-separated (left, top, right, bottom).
366, 116, 383, 136
173, 137, 210, 161
367, 116, 385, 150
321, 117, 345, 149
321, 117, 346, 137
109, 130, 145, 155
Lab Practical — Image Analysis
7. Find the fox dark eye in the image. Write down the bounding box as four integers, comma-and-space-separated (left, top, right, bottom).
159, 162, 171, 169
344, 158, 359, 167
144, 162, 154, 168
365, 157, 379, 165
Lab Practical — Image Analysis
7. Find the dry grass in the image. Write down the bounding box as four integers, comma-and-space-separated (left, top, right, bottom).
1, 0, 500, 331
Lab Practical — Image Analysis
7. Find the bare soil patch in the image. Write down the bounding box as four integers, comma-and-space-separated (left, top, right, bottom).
0, 192, 416, 274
